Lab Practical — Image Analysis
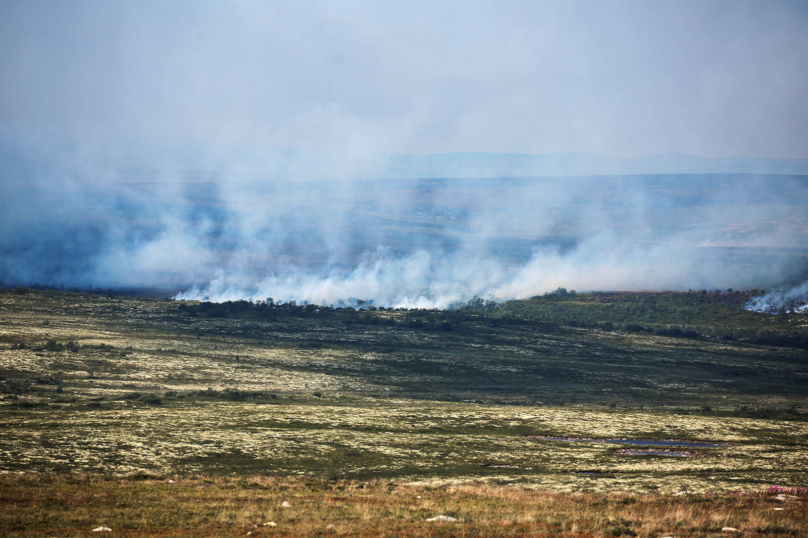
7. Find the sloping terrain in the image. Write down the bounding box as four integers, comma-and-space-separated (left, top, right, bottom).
1, 288, 806, 494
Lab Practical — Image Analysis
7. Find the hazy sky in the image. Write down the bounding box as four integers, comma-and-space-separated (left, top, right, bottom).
1, 0, 807, 160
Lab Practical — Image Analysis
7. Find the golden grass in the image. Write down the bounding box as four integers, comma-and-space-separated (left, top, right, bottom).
1, 475, 806, 537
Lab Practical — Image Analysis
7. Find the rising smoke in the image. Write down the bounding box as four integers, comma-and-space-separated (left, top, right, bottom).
744, 282, 808, 314
2, 2, 808, 308
2, 136, 808, 308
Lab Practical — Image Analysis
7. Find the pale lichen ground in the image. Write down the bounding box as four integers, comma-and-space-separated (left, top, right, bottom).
2, 399, 807, 494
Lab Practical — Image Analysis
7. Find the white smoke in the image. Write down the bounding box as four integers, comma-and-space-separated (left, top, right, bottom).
173, 235, 799, 309
3, 132, 808, 301
175, 249, 509, 309
3, 2, 808, 305
745, 282, 808, 314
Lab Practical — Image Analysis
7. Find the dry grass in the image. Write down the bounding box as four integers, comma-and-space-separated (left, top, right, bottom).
1, 474, 806, 537
2, 290, 807, 535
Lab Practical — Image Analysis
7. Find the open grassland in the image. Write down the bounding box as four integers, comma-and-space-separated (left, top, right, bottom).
3, 398, 808, 493
1, 288, 807, 532
1, 288, 806, 409
1, 475, 807, 538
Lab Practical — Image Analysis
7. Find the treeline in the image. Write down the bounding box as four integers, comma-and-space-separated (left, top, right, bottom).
1, 284, 175, 299
176, 299, 437, 318
176, 299, 474, 332
591, 289, 763, 305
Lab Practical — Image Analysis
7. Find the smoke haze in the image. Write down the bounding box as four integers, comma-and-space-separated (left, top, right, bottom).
2, 1, 808, 307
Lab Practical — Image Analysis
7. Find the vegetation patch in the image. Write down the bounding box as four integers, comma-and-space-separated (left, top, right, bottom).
0, 288, 806, 494
0, 475, 805, 538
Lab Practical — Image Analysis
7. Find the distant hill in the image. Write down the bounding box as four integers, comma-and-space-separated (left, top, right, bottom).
379, 152, 808, 178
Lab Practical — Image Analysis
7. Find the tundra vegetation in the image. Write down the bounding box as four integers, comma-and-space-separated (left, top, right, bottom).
0, 287, 806, 537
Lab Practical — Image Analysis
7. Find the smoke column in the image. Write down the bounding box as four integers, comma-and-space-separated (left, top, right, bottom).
745, 282, 808, 314
2, 1, 808, 306
3, 136, 807, 308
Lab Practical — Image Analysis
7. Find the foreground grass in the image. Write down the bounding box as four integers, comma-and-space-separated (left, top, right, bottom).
1, 475, 806, 538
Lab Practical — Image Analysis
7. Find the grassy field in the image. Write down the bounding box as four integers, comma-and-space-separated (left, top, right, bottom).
1, 288, 807, 535
1, 475, 806, 538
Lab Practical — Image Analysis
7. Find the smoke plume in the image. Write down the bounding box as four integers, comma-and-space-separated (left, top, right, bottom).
2, 135, 807, 308
745, 282, 808, 314
2, 1, 808, 306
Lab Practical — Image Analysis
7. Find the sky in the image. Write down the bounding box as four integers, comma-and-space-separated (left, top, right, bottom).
1, 0, 808, 161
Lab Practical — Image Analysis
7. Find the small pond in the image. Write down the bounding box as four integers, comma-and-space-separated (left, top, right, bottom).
617, 448, 697, 457
534, 436, 728, 447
